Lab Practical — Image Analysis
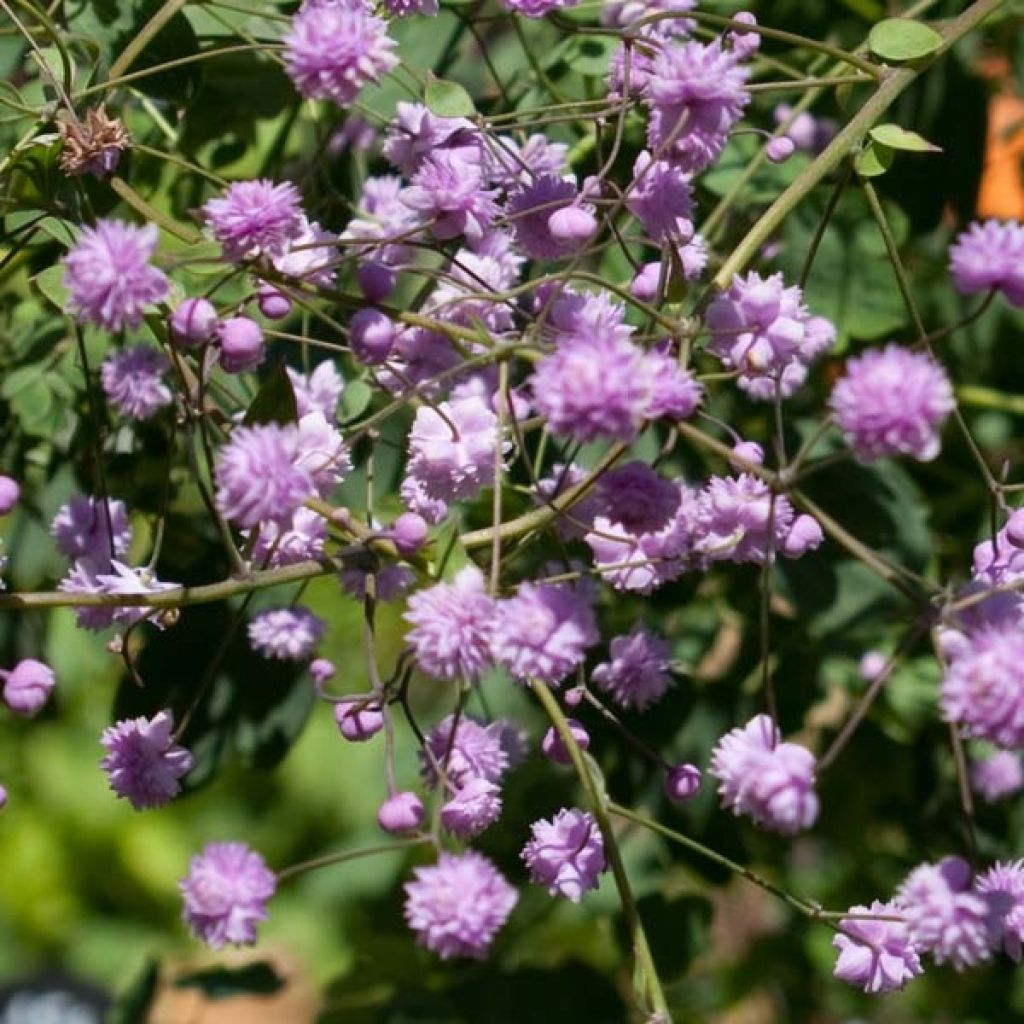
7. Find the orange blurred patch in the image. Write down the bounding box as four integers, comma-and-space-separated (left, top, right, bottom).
977, 54, 1024, 219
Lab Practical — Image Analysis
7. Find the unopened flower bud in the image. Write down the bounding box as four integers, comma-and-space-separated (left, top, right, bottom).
0, 785, 7, 809
1006, 509, 1024, 548
218, 316, 264, 373
2, 658, 55, 717
310, 658, 336, 687
391, 512, 428, 556
547, 205, 597, 248
377, 790, 425, 835
783, 514, 824, 557
0, 476, 20, 516
541, 719, 590, 766
563, 685, 585, 708
170, 298, 218, 347
858, 650, 888, 682
334, 699, 384, 742
631, 262, 662, 302
729, 441, 764, 471
257, 285, 292, 320
357, 262, 395, 302
349, 309, 396, 365
766, 136, 796, 164
729, 11, 761, 59
665, 763, 702, 803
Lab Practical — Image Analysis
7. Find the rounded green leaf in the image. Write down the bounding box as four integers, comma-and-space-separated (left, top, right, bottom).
854, 140, 893, 178
868, 18, 943, 62
424, 77, 476, 119
870, 123, 942, 153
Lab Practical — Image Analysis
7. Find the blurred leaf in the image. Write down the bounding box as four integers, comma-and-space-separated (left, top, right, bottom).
869, 123, 942, 153
173, 962, 285, 1000
244, 362, 298, 426
339, 380, 373, 422
854, 140, 893, 177
868, 18, 943, 62
109, 959, 158, 1024
424, 77, 476, 118
32, 265, 68, 312
563, 35, 616, 77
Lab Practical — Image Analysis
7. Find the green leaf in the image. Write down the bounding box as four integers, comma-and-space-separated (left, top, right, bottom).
244, 362, 298, 425
562, 35, 616, 77
339, 379, 373, 422
424, 76, 476, 119
173, 962, 285, 1000
869, 123, 942, 153
868, 18, 943, 62
32, 264, 68, 312
854, 140, 893, 177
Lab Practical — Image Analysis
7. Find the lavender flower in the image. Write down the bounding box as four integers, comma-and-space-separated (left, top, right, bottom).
284, 0, 398, 106
385, 0, 439, 14
603, 0, 695, 28
215, 423, 314, 529
404, 851, 518, 959
100, 345, 172, 420
100, 710, 193, 810
522, 808, 606, 901
832, 901, 923, 994
287, 361, 343, 421
382, 103, 477, 177
644, 345, 703, 420
272, 217, 338, 288
420, 713, 523, 789
940, 625, 1024, 749
249, 508, 326, 567
63, 220, 168, 331
52, 495, 131, 562
180, 841, 276, 949
378, 791, 425, 835
507, 175, 587, 260
626, 151, 694, 243
247, 607, 325, 661
830, 345, 955, 462
61, 559, 177, 632
491, 582, 598, 685
441, 778, 503, 838
402, 149, 498, 243
404, 566, 496, 682
591, 626, 674, 711
596, 462, 682, 535
1, 658, 56, 717
502, 0, 578, 16
406, 393, 504, 502
971, 751, 1024, 802
203, 179, 304, 262
896, 857, 995, 970
0, 476, 19, 516
170, 297, 218, 347
710, 714, 819, 835
949, 220, 1024, 307
976, 860, 1024, 961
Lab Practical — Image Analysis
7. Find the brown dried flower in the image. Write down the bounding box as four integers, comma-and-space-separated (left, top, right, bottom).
57, 107, 131, 179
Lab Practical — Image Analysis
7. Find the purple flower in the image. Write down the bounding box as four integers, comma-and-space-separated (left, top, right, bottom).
272, 217, 338, 288
404, 566, 496, 682
170, 297, 218, 347
830, 345, 955, 463
643, 345, 703, 420
407, 393, 504, 502
334, 699, 384, 742
63, 220, 168, 331
441, 777, 503, 838
706, 272, 835, 401
627, 151, 694, 243
420, 713, 523, 789
940, 625, 1024, 749
535, 462, 602, 539
215, 423, 314, 529
344, 174, 421, 265
665, 763, 702, 802
400, 474, 449, 525
287, 361, 344, 421
540, 718, 590, 765
697, 474, 822, 565
383, 103, 477, 178
596, 462, 682, 534
247, 607, 325, 661
592, 626, 674, 711
100, 345, 172, 420
832, 900, 923, 994
971, 750, 1024, 802
61, 559, 177, 632
340, 564, 414, 603
949, 220, 1024, 306
522, 808, 606, 901
484, 133, 568, 189
52, 495, 131, 562
491, 582, 598, 685
249, 508, 326, 567
404, 851, 518, 959
976, 860, 1024, 961
646, 37, 750, 173
603, 0, 695, 28
507, 175, 588, 260
100, 710, 193, 810
0, 476, 20, 516
710, 714, 819, 835
385, 0, 439, 15
502, 0, 578, 15
294, 411, 351, 497
402, 149, 498, 243
284, 0, 398, 106
180, 841, 276, 949
1, 658, 56, 717
378, 791, 425, 835
203, 179, 304, 262
896, 857, 995, 970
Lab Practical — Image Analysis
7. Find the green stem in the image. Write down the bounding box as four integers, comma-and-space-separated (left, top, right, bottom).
107, 0, 187, 82
277, 838, 430, 883
532, 682, 670, 1021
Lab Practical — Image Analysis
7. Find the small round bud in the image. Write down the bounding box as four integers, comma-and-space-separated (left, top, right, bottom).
257, 285, 292, 320
170, 298, 219, 348
334, 699, 384, 742
0, 785, 7, 810
0, 475, 21, 516
1006, 509, 1024, 548
2, 658, 55, 717
729, 441, 764, 471
377, 790, 425, 835
217, 316, 265, 374
563, 686, 585, 708
349, 309, 397, 365
729, 11, 761, 59
390, 512, 428, 556
665, 763, 702, 803
766, 136, 796, 164
547, 205, 597, 247
858, 650, 888, 682
541, 719, 590, 766
782, 514, 824, 558
309, 658, 336, 687
631, 262, 661, 302
357, 262, 396, 303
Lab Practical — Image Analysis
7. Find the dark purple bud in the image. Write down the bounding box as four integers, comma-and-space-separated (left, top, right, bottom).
0, 475, 20, 516
563, 686, 585, 708
334, 699, 384, 742
169, 298, 218, 347
390, 512, 428, 556
257, 285, 292, 320
217, 316, 264, 373
665, 763, 702, 803
349, 309, 396, 365
2, 658, 55, 717
541, 719, 590, 766
0, 785, 7, 809
357, 262, 396, 303
377, 790, 424, 835
1006, 510, 1024, 548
